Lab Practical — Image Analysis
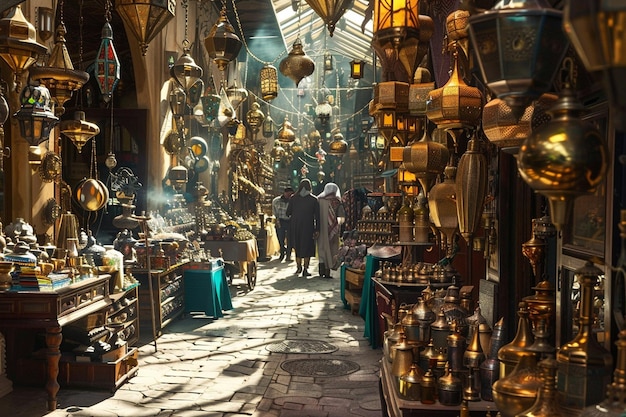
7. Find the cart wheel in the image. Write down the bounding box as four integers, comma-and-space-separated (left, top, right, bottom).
246, 261, 257, 290
224, 264, 234, 285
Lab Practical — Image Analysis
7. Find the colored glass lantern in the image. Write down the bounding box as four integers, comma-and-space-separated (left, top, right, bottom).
14, 83, 59, 146
115, 0, 176, 56
95, 22, 121, 103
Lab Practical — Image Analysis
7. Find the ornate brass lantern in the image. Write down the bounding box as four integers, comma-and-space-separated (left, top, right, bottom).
328, 128, 348, 155
115, 0, 176, 56
304, 0, 353, 37
350, 59, 364, 79
428, 165, 459, 255
0, 6, 47, 90
564, 1, 626, 131
30, 23, 89, 117
280, 38, 315, 86
517, 89, 609, 230
455, 136, 487, 243
277, 118, 296, 144
260, 65, 278, 101
468, 0, 569, 120
172, 52, 203, 94
371, 0, 433, 82
402, 129, 449, 195
204, 6, 242, 71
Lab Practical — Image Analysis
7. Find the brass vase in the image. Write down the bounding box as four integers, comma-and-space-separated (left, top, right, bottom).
0, 261, 13, 290
492, 353, 542, 417
498, 302, 534, 378
557, 262, 613, 413
517, 356, 564, 417
438, 362, 463, 406
480, 317, 506, 402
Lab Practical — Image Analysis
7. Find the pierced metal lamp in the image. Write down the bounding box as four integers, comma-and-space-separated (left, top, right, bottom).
468, 0, 569, 120
204, 5, 242, 71
260, 65, 278, 101
280, 38, 315, 87
115, 0, 176, 56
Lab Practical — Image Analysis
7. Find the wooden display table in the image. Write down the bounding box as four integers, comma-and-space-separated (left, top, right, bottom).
0, 276, 111, 411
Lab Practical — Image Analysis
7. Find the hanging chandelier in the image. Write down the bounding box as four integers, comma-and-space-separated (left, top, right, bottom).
116, 0, 176, 56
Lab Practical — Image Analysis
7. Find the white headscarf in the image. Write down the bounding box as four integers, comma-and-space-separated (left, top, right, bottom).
318, 182, 341, 199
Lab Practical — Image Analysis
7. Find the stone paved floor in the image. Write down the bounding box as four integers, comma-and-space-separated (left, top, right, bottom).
0, 256, 384, 417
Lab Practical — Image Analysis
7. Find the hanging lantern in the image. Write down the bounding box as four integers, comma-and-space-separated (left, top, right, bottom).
328, 129, 348, 155
426, 50, 484, 131
0, 6, 48, 90
324, 52, 334, 71
226, 84, 248, 111
60, 111, 100, 153
37, 7, 55, 42
270, 140, 285, 162
409, 67, 435, 118
115, 0, 176, 56
95, 21, 121, 103
402, 129, 449, 195
428, 165, 459, 255
468, 0, 569, 120
482, 93, 558, 148
200, 89, 221, 125
517, 89, 609, 230
350, 59, 364, 79
172, 52, 203, 94
76, 178, 109, 212
14, 83, 59, 146
260, 65, 278, 101
263, 112, 275, 138
30, 23, 89, 117
564, 1, 626, 131
315, 100, 333, 127
455, 136, 487, 243
446, 9, 470, 59
277, 118, 296, 144
279, 38, 315, 87
204, 6, 242, 71
304, 0, 353, 37
168, 164, 188, 192
371, 0, 433, 82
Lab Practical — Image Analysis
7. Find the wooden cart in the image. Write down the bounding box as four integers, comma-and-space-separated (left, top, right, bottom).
202, 238, 258, 290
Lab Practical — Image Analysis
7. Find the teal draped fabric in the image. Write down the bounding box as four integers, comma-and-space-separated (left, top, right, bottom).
340, 264, 349, 309
358, 255, 381, 348
184, 267, 233, 317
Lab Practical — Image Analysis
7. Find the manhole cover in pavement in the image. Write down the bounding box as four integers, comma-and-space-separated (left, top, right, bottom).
280, 358, 360, 376
266, 339, 338, 354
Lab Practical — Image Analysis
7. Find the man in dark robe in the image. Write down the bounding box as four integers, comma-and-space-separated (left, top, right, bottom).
287, 179, 320, 277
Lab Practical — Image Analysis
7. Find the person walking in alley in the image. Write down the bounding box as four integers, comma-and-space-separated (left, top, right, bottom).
272, 186, 294, 261
286, 179, 319, 277
316, 183, 345, 278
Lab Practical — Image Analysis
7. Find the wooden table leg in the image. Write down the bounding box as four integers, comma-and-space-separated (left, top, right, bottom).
45, 326, 62, 411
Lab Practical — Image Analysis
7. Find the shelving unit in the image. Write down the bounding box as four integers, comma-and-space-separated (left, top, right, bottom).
344, 267, 365, 315
107, 282, 140, 346
133, 262, 188, 338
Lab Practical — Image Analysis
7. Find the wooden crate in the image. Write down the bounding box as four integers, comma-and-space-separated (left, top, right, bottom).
345, 268, 365, 287
345, 289, 362, 315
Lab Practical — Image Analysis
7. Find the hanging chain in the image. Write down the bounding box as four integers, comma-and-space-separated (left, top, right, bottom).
59, 0, 65, 26
109, 95, 115, 154
230, 0, 285, 66
182, 0, 190, 50
79, 0, 84, 70
105, 0, 112, 24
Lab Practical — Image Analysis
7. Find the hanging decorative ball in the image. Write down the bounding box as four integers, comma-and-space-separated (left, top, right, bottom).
76, 178, 109, 211
517, 89, 609, 230
105, 152, 118, 171
163, 129, 183, 155
279, 38, 315, 87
